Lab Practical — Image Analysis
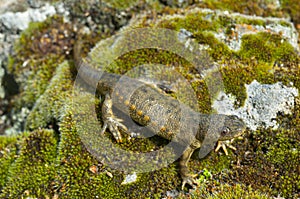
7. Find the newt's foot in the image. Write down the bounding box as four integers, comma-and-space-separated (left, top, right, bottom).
215, 139, 237, 155
100, 116, 128, 143
101, 94, 128, 142
181, 174, 199, 190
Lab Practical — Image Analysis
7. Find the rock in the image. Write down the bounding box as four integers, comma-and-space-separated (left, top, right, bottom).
213, 80, 299, 130
0, 3, 56, 31
121, 172, 137, 184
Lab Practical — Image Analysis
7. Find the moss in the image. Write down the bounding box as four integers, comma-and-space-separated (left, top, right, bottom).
178, 183, 270, 199
19, 55, 65, 108
235, 17, 266, 26
54, 109, 180, 198
7, 15, 75, 109
25, 60, 74, 130
264, 130, 299, 196
193, 31, 233, 60
53, 112, 124, 198
2, 3, 300, 198
223, 80, 300, 198
0, 136, 18, 189
0, 129, 58, 198
191, 80, 211, 114
281, 0, 300, 27
201, 0, 284, 18
102, 0, 139, 9
158, 12, 220, 32
238, 32, 299, 64
229, 125, 300, 198
220, 31, 299, 107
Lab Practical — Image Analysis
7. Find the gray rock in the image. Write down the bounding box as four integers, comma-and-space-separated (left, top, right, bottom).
121, 172, 137, 184
213, 80, 299, 130
0, 3, 56, 31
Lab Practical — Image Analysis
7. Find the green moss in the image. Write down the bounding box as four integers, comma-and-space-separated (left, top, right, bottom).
178, 183, 270, 199
0, 136, 18, 189
237, 17, 266, 26
54, 110, 180, 198
191, 80, 211, 113
20, 55, 65, 108
193, 32, 233, 60
226, 90, 300, 198
221, 63, 270, 107
201, 0, 284, 18
158, 12, 219, 32
25, 60, 73, 130
264, 130, 299, 196
220, 32, 299, 106
102, 0, 139, 9
238, 32, 299, 64
232, 126, 300, 198
278, 20, 293, 27
7, 15, 74, 110
2, 3, 299, 198
281, 0, 300, 26
54, 112, 124, 198
0, 129, 58, 198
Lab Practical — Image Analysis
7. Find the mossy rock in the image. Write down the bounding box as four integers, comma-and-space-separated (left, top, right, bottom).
0, 129, 58, 198
1, 2, 300, 199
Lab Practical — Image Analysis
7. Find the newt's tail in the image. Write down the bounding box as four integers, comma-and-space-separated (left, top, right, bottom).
73, 30, 103, 88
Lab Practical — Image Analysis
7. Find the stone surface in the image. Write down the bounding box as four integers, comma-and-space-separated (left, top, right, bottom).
0, 3, 56, 31
213, 80, 299, 130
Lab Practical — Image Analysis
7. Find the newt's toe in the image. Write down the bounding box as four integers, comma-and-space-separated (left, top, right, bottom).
215, 139, 237, 155
181, 174, 199, 190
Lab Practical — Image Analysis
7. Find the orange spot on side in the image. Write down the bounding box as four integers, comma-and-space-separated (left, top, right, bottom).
160, 126, 166, 132
143, 115, 150, 122
130, 104, 136, 111
124, 100, 130, 106
137, 110, 143, 116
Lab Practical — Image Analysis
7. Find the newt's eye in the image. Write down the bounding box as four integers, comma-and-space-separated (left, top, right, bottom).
221, 127, 230, 136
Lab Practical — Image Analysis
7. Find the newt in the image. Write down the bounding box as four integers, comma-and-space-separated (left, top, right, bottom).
73, 37, 246, 190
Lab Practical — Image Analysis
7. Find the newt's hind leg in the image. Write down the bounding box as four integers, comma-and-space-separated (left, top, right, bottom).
100, 94, 128, 142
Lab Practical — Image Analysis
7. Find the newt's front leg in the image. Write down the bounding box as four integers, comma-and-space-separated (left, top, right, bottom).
100, 94, 128, 142
179, 139, 202, 190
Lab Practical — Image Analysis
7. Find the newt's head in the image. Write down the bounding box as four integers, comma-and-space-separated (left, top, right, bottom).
198, 114, 246, 159
218, 115, 247, 140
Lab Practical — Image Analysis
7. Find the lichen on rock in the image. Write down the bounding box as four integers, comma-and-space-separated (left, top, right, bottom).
213, 80, 299, 130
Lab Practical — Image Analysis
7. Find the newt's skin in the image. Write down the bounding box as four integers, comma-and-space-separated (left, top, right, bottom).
74, 40, 246, 189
